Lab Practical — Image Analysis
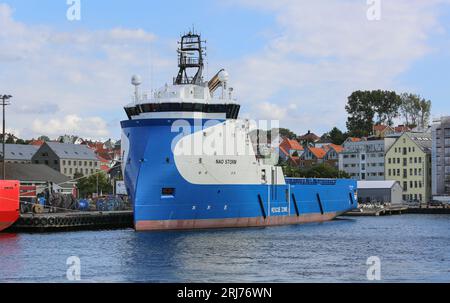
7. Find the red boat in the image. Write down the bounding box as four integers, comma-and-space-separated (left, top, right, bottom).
0, 180, 20, 232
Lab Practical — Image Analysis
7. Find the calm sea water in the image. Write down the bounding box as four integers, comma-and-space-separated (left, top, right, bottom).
0, 214, 449, 283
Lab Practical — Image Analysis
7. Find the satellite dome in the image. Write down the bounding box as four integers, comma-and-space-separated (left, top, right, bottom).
131, 75, 142, 86
218, 70, 229, 83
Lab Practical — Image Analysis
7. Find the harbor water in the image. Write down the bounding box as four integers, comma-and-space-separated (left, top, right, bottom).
0, 214, 449, 282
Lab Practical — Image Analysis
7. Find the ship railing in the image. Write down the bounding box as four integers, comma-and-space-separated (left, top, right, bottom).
285, 178, 338, 186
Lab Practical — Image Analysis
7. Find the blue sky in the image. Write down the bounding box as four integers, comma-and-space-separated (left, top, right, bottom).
1, 0, 450, 140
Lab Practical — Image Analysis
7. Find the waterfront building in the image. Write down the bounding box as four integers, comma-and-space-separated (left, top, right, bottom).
5, 163, 76, 195
1, 144, 39, 164
299, 146, 326, 168
279, 138, 304, 164
298, 131, 320, 147
357, 180, 403, 205
384, 132, 432, 204
432, 116, 450, 201
32, 142, 100, 179
373, 124, 395, 138
323, 144, 343, 168
339, 138, 395, 180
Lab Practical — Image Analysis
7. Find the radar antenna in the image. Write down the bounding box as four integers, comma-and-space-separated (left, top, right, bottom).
174, 31, 206, 85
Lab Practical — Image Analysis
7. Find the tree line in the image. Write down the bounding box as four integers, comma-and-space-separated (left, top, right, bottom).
346, 90, 431, 137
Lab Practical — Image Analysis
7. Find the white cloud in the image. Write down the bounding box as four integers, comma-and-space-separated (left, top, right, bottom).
228, 0, 450, 134
257, 102, 288, 120
0, 3, 172, 140
32, 115, 109, 138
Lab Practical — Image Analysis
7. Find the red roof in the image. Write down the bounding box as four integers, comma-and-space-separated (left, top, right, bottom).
29, 140, 45, 146
347, 137, 361, 142
373, 124, 390, 132
394, 125, 411, 133
308, 147, 326, 159
328, 144, 343, 153
280, 138, 303, 151
298, 131, 320, 142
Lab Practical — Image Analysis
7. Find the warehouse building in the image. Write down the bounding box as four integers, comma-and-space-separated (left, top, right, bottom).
357, 180, 403, 205
1, 144, 39, 164
5, 163, 76, 195
32, 142, 100, 179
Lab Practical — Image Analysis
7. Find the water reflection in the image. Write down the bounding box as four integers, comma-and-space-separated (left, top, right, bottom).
1, 215, 450, 282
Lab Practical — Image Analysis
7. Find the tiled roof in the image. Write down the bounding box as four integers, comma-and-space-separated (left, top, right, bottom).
394, 125, 411, 133
5, 163, 74, 189
328, 144, 343, 153
308, 147, 326, 159
44, 142, 98, 160
373, 124, 390, 132
29, 140, 45, 146
299, 132, 320, 142
347, 137, 361, 142
1, 144, 39, 161
280, 138, 303, 151
406, 132, 432, 153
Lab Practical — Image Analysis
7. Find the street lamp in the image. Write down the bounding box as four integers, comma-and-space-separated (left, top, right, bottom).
0, 95, 12, 180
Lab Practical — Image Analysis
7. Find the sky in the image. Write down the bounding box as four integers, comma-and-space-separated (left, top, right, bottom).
1, 0, 450, 141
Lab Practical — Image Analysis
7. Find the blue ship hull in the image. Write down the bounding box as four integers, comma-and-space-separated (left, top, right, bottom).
121, 119, 357, 231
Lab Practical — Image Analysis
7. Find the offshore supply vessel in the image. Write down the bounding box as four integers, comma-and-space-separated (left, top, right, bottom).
121, 32, 357, 231
0, 180, 20, 232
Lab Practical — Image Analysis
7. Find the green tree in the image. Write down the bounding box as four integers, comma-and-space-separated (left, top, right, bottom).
76, 171, 112, 198
399, 93, 432, 129
38, 135, 51, 142
277, 128, 297, 140
346, 90, 401, 137
323, 127, 347, 145
346, 91, 376, 137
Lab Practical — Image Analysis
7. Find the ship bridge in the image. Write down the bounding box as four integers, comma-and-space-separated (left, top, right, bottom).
125, 31, 239, 120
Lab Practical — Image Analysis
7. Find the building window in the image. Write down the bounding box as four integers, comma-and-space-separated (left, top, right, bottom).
54, 160, 58, 165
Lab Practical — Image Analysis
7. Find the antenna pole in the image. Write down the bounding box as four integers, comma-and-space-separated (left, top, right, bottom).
0, 95, 12, 180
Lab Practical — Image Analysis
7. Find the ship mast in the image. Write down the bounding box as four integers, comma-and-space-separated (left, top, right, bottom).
174, 31, 206, 85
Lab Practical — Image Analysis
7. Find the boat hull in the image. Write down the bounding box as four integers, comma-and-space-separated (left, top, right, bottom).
136, 212, 343, 231
0, 181, 20, 232
121, 119, 357, 232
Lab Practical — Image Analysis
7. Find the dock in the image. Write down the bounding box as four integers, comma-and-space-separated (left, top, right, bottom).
344, 206, 408, 217
404, 207, 450, 215
7, 211, 134, 232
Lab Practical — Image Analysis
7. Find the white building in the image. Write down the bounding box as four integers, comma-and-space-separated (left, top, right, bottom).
339, 138, 396, 180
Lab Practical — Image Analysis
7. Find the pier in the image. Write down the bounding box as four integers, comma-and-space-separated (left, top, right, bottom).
344, 206, 408, 216
344, 205, 450, 216
7, 211, 133, 233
